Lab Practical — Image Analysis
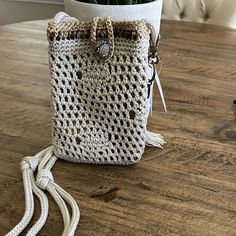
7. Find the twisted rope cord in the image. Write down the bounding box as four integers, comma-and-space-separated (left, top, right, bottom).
26, 174, 49, 236
6, 146, 80, 236
6, 168, 34, 236
37, 152, 80, 236
36, 152, 72, 234
46, 182, 71, 234
6, 147, 50, 236
52, 182, 80, 236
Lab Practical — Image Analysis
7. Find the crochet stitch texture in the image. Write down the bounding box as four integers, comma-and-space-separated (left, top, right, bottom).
48, 12, 159, 165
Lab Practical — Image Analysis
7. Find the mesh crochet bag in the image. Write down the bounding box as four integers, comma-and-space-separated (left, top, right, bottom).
6, 12, 166, 236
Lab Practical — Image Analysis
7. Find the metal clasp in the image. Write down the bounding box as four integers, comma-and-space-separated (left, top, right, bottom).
147, 34, 161, 98
148, 34, 161, 65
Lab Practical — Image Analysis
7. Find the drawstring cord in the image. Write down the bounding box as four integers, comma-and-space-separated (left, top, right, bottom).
6, 146, 80, 236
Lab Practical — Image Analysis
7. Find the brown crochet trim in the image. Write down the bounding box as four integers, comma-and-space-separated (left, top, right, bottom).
47, 18, 150, 42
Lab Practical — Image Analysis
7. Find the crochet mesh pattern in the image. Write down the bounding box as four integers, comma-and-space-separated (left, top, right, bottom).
48, 12, 153, 165
6, 13, 166, 236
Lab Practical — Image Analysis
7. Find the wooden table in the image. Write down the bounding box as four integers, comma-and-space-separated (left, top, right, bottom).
0, 20, 236, 236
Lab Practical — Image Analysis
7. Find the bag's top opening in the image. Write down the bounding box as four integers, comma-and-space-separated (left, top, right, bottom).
47, 12, 150, 43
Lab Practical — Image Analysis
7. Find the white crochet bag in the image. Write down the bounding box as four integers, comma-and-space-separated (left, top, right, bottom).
6, 12, 166, 236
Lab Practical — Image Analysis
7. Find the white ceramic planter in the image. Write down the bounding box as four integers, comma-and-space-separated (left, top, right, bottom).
64, 0, 163, 33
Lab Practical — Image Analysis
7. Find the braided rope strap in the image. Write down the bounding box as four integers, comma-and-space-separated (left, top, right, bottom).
6, 147, 80, 236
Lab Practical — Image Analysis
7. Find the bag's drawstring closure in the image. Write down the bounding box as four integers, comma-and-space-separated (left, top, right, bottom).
90, 17, 114, 60
6, 146, 80, 236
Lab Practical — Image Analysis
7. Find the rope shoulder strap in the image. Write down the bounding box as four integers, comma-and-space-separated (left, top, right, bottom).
6, 146, 80, 236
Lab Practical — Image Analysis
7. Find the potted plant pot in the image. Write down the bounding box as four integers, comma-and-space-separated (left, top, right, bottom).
64, 0, 163, 33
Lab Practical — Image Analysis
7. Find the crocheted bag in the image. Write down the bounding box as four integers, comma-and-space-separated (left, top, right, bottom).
6, 12, 166, 236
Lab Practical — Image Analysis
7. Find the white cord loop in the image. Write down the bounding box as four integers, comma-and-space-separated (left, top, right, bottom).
21, 156, 39, 171
6, 146, 80, 236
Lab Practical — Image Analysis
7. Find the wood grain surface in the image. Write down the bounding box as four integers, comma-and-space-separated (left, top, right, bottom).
0, 20, 236, 236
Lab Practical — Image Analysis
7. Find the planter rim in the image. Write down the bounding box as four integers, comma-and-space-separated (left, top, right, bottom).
65, 0, 163, 32
68, 0, 161, 8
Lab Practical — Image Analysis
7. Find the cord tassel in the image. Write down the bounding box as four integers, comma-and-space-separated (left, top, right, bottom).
6, 146, 80, 236
145, 130, 166, 148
